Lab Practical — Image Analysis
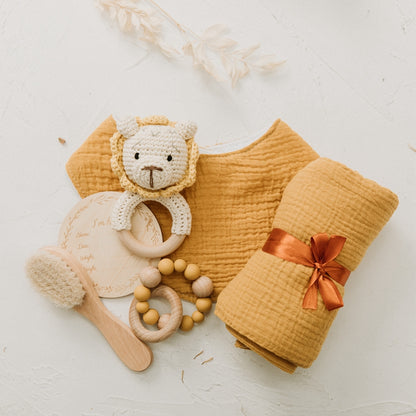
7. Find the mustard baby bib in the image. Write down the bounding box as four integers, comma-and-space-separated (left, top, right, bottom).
66, 116, 319, 302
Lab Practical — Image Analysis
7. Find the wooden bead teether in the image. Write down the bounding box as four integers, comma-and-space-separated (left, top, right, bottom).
129, 258, 214, 342
130, 285, 183, 343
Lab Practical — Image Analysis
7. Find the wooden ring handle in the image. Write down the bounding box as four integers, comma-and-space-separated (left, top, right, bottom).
119, 230, 186, 258
129, 285, 183, 343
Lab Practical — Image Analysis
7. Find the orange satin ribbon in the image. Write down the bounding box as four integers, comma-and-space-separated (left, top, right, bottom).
262, 228, 351, 311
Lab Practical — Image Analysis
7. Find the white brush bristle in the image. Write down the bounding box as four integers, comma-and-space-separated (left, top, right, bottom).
26, 250, 85, 308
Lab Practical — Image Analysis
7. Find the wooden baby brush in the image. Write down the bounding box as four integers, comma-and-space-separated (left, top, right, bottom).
26, 246, 153, 371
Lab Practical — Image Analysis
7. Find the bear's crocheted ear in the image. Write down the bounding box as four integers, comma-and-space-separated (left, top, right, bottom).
113, 114, 139, 139
175, 121, 197, 140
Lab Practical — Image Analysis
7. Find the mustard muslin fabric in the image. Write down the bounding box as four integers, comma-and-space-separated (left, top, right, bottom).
66, 117, 318, 302
215, 158, 399, 373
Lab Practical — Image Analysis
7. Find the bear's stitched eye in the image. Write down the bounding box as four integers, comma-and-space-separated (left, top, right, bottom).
167, 155, 173, 162
134, 152, 140, 160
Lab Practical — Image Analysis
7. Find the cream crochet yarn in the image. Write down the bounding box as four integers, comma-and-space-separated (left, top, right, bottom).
110, 115, 199, 199
112, 191, 191, 235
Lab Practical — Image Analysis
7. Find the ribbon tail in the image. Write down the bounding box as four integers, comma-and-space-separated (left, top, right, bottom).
319, 276, 344, 311
302, 283, 319, 310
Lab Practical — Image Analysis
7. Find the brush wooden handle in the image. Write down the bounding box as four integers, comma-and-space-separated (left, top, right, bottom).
77, 299, 153, 372
45, 247, 153, 372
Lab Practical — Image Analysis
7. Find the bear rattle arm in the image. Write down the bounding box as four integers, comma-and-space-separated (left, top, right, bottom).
112, 191, 191, 258
111, 191, 144, 231
157, 193, 192, 236
111, 191, 191, 236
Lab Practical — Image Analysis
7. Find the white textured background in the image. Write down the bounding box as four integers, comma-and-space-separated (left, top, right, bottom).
1, 0, 416, 415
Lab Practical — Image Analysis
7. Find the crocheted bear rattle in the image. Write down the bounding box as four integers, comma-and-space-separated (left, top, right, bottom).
110, 115, 199, 257
111, 115, 213, 343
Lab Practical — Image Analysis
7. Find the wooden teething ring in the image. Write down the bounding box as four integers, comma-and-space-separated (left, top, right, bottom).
129, 285, 183, 343
114, 193, 190, 258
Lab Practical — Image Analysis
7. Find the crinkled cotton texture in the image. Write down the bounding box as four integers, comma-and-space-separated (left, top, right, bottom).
66, 116, 319, 302
215, 158, 399, 373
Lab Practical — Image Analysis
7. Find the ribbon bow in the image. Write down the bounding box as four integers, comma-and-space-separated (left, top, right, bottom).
262, 228, 351, 311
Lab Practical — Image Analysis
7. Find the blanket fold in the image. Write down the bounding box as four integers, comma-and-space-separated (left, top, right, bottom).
215, 157, 398, 373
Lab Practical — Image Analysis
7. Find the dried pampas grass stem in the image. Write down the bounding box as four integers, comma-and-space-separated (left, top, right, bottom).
95, 0, 284, 86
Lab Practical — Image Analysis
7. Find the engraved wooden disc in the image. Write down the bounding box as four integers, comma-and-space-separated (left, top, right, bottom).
58, 192, 163, 298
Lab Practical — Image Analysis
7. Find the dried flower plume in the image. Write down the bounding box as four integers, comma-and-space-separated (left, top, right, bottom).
96, 0, 284, 86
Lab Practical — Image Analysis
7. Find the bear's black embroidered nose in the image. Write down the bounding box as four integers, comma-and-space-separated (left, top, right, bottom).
142, 165, 163, 188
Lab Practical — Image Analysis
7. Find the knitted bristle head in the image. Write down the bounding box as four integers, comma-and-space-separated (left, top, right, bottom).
26, 249, 85, 308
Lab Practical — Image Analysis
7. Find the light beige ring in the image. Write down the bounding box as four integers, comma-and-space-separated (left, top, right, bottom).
119, 231, 185, 258
129, 285, 183, 343
112, 192, 191, 258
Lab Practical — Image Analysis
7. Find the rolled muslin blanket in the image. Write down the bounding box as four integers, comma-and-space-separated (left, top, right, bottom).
215, 158, 399, 373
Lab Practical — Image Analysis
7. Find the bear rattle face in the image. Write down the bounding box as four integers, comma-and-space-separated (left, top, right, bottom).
111, 115, 198, 195
123, 125, 189, 190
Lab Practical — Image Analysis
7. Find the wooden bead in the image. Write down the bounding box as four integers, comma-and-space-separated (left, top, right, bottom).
174, 259, 187, 273
158, 258, 174, 275
135, 301, 150, 314
143, 308, 159, 325
196, 298, 212, 313
157, 313, 171, 329
134, 285, 151, 302
192, 310, 204, 323
180, 315, 194, 331
140, 266, 162, 288
192, 276, 213, 297
184, 264, 200, 281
